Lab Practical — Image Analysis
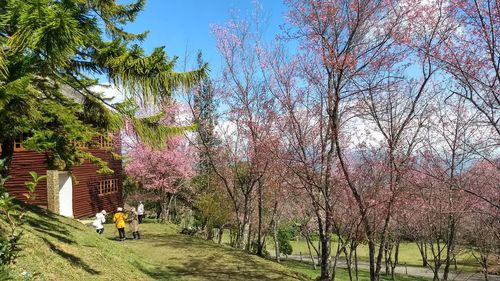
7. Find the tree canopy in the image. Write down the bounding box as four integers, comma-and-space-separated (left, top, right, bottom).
0, 0, 207, 172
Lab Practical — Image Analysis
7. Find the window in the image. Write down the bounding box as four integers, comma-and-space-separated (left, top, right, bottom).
98, 179, 118, 196
72, 141, 87, 148
97, 135, 113, 148
14, 135, 25, 152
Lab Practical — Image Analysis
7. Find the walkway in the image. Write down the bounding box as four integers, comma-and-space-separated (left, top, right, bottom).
281, 254, 499, 281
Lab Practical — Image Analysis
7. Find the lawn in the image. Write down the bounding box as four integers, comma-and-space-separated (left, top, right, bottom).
104, 221, 307, 281
11, 206, 150, 280
10, 207, 306, 280
9, 207, 433, 280
264, 238, 480, 272
282, 260, 430, 281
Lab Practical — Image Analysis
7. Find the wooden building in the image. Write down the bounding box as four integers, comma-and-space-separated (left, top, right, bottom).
2, 135, 123, 218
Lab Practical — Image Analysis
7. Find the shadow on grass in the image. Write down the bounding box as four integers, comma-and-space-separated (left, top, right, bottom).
130, 232, 307, 281
41, 237, 100, 275
22, 203, 81, 230
28, 226, 76, 245
133, 256, 304, 281
146, 232, 246, 254
24, 212, 78, 245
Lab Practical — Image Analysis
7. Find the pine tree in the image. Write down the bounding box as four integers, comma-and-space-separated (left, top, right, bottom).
0, 0, 207, 173
193, 51, 216, 175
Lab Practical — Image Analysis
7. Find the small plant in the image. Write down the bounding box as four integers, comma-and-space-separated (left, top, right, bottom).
277, 228, 293, 259
0, 159, 45, 279
22, 172, 46, 206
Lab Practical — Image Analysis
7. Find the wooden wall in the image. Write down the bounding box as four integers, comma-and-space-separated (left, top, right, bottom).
4, 151, 49, 206
5, 137, 123, 219
71, 137, 123, 218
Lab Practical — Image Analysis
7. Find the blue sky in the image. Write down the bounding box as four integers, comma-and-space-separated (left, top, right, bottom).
122, 0, 288, 74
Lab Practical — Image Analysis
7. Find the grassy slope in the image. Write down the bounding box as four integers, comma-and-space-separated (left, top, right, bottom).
11, 207, 150, 280
111, 223, 306, 281
9, 207, 430, 280
10, 207, 307, 281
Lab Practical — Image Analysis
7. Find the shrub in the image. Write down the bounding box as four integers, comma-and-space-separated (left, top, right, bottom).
277, 228, 293, 257
0, 160, 45, 279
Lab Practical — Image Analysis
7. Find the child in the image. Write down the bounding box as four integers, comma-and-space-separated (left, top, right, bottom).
113, 207, 127, 241
92, 210, 107, 234
137, 201, 144, 224
128, 207, 141, 240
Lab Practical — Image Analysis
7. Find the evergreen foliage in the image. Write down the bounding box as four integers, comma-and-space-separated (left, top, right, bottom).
193, 51, 216, 174
277, 228, 293, 257
0, 0, 206, 172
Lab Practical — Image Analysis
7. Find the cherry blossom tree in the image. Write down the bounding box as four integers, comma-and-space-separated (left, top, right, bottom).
279, 0, 435, 279
436, 0, 500, 137
124, 102, 194, 222
125, 137, 193, 222
186, 8, 279, 252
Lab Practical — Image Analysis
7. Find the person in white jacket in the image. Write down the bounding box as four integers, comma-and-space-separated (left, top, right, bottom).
137, 201, 144, 224
92, 210, 107, 234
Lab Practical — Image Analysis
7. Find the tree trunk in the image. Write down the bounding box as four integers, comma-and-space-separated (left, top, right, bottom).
368, 237, 378, 281
229, 227, 235, 247
390, 240, 400, 280
206, 223, 214, 241
431, 239, 442, 281
237, 194, 252, 250
416, 240, 429, 267
384, 241, 390, 275
306, 235, 316, 270
256, 179, 265, 256
333, 237, 344, 281
160, 192, 173, 223
318, 224, 332, 281
355, 245, 359, 281
443, 215, 456, 281
218, 228, 224, 244
481, 255, 489, 281
340, 238, 353, 281
374, 200, 394, 280
272, 217, 280, 262
246, 219, 252, 252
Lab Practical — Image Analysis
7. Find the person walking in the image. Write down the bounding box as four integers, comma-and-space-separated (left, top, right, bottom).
137, 201, 144, 224
128, 207, 141, 240
113, 207, 127, 241
92, 210, 107, 234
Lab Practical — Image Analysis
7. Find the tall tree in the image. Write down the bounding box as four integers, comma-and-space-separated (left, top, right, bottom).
0, 0, 206, 174
437, 0, 500, 137
193, 51, 216, 175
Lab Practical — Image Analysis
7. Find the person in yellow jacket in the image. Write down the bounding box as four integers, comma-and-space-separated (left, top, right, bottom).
113, 207, 128, 241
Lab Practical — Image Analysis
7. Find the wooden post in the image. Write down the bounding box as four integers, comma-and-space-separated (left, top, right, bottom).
46, 170, 60, 214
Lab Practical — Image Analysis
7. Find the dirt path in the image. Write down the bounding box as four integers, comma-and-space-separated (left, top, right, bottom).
282, 255, 499, 281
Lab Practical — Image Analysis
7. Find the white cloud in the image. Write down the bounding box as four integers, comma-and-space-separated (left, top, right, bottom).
89, 84, 126, 104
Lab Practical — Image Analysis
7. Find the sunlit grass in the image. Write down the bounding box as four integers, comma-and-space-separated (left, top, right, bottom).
220, 232, 481, 273
282, 260, 430, 281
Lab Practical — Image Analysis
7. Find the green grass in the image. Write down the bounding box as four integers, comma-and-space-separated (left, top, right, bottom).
219, 232, 483, 273
11, 206, 150, 280
266, 238, 481, 273
10, 207, 307, 280
104, 221, 307, 281
281, 260, 430, 281
8, 207, 436, 280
